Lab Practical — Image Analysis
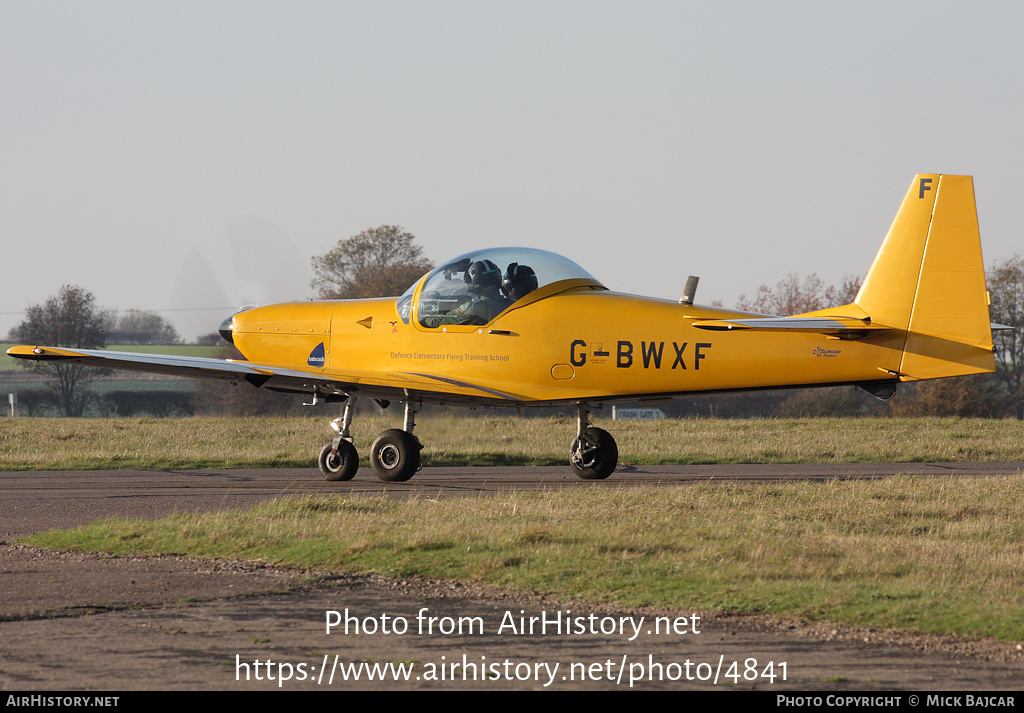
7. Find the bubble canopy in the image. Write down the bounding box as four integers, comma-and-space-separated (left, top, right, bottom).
396, 247, 604, 325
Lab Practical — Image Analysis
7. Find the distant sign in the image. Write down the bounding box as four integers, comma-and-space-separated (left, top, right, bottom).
613, 407, 664, 421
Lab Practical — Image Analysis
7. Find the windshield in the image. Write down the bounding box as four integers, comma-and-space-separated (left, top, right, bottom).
395, 248, 602, 326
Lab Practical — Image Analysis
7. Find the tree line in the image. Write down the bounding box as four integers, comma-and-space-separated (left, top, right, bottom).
6, 226, 1024, 419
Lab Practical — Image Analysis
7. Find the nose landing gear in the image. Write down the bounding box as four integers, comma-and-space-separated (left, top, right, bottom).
318, 397, 358, 481
319, 439, 358, 481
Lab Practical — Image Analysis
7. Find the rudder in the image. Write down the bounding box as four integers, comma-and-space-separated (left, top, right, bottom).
855, 174, 995, 380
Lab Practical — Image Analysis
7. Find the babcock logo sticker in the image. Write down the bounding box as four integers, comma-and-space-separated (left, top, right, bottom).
308, 342, 326, 367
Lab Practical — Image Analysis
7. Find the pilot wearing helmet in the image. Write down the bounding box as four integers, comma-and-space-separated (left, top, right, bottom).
502, 262, 538, 302
423, 259, 511, 327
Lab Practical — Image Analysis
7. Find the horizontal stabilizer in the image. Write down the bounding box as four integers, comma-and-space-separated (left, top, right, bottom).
692, 316, 889, 336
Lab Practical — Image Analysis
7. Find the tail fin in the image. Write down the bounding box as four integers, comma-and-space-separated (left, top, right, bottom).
855, 174, 995, 380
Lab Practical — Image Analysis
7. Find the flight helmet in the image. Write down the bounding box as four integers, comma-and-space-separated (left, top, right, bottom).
502, 262, 539, 301
465, 259, 501, 293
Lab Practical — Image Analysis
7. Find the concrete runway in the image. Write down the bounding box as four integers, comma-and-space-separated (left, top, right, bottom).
3, 463, 1024, 691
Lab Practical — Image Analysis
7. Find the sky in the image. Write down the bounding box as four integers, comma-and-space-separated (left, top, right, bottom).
2, 1, 1023, 341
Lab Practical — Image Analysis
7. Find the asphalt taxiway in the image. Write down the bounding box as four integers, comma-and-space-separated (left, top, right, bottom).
5, 461, 1024, 542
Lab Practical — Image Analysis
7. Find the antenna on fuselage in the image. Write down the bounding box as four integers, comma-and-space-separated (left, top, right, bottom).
679, 276, 699, 305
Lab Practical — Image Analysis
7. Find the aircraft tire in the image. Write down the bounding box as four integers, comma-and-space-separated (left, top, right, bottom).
370, 429, 421, 482
569, 427, 618, 480
318, 440, 358, 481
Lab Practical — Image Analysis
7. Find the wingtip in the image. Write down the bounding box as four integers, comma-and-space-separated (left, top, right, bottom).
6, 345, 78, 359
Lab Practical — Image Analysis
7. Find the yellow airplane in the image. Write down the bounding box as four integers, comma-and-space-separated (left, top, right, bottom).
8, 174, 998, 482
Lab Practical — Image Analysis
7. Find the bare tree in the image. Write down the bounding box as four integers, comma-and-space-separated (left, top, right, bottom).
109, 309, 181, 345
737, 273, 861, 315
988, 254, 1024, 418
734, 273, 864, 418
10, 285, 110, 416
311, 225, 434, 299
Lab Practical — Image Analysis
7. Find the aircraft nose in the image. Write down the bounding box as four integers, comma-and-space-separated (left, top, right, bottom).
218, 315, 235, 345
218, 305, 258, 346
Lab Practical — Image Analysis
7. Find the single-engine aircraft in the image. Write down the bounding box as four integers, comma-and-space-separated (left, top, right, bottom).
9, 174, 1001, 482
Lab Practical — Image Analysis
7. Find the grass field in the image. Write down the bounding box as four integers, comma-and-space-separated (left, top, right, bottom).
3, 415, 1024, 470
8, 415, 1024, 643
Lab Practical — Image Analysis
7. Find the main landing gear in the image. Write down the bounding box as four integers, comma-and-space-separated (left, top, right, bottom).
318, 396, 424, 483
569, 404, 618, 480
317, 398, 619, 482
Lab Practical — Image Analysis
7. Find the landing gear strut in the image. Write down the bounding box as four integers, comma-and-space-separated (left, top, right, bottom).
569, 404, 618, 480
318, 397, 358, 481
370, 400, 422, 482
317, 395, 423, 483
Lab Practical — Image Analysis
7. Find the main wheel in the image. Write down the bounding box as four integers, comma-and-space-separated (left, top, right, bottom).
370, 429, 421, 482
318, 440, 358, 481
569, 426, 618, 480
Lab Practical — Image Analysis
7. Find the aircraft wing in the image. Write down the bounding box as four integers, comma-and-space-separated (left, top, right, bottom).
5, 345, 522, 404
691, 316, 890, 335
6, 345, 327, 384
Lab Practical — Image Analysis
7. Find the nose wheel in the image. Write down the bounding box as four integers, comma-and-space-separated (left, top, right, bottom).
318, 397, 360, 481
318, 439, 358, 481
